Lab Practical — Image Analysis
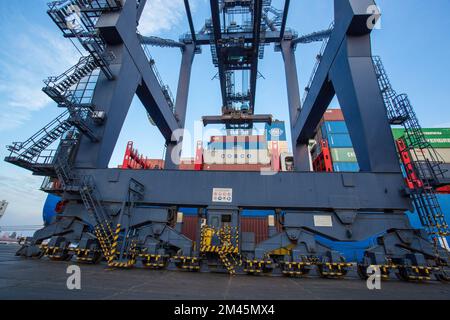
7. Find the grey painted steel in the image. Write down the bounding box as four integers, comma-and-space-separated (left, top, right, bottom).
279, 0, 290, 41
202, 114, 272, 126
66, 169, 412, 211
183, 0, 197, 44
281, 40, 307, 170
136, 0, 147, 21
75, 0, 180, 168
193, 31, 296, 45
291, 0, 399, 173
292, 29, 333, 45
209, 0, 227, 107
249, 0, 263, 112
165, 44, 196, 170
140, 35, 186, 49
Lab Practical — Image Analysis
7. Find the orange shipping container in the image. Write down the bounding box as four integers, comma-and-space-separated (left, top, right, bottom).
323, 109, 344, 122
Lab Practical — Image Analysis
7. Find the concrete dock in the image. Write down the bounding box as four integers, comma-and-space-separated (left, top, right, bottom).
1, 244, 449, 300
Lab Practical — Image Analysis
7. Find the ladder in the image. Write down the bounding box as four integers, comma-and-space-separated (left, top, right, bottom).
54, 154, 115, 257
373, 56, 450, 245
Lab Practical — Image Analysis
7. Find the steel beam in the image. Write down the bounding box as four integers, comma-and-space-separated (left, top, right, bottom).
281, 40, 310, 171
184, 0, 197, 44
202, 113, 272, 126
165, 44, 196, 170
292, 29, 333, 45
291, 0, 399, 173
136, 0, 147, 22
209, 0, 228, 107
140, 36, 185, 49
71, 169, 413, 212
279, 0, 290, 41
74, 0, 180, 168
193, 31, 296, 45
249, 0, 263, 112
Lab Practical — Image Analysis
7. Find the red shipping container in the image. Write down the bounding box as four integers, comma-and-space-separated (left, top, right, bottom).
179, 163, 196, 170
240, 217, 283, 244
323, 109, 344, 122
144, 159, 164, 169
181, 215, 199, 241
437, 185, 450, 194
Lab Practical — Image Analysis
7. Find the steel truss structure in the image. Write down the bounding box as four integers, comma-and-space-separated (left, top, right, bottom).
5, 0, 450, 281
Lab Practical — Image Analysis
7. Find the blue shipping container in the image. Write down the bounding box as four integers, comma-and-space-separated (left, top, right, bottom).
333, 162, 360, 172
43, 194, 61, 226
265, 121, 287, 141
324, 121, 349, 134
328, 133, 353, 148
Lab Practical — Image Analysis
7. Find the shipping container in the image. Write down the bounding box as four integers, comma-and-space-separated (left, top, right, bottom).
179, 163, 196, 170
333, 162, 360, 172
210, 135, 266, 143
405, 148, 450, 164
330, 148, 357, 163
144, 159, 164, 169
328, 133, 353, 148
323, 109, 344, 121
203, 149, 271, 165
268, 141, 289, 154
392, 128, 450, 148
208, 141, 268, 150
323, 121, 349, 134
240, 215, 283, 245
181, 215, 199, 241
43, 194, 61, 226
265, 121, 287, 141
203, 164, 268, 171
241, 217, 269, 244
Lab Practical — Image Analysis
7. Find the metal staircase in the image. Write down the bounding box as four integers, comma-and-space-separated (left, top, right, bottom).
5, 111, 72, 171
373, 56, 450, 246
47, 0, 120, 80
43, 58, 101, 142
43, 56, 99, 103
373, 56, 448, 186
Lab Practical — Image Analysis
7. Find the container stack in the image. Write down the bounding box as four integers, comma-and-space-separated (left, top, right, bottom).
265, 120, 289, 155
392, 128, 450, 164
312, 109, 360, 172
203, 135, 271, 171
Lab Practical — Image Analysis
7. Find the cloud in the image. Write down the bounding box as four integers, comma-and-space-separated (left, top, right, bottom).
0, 168, 47, 226
138, 0, 204, 35
0, 17, 80, 131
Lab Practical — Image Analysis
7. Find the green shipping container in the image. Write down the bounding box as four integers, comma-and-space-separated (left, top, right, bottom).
392, 128, 450, 148
331, 148, 357, 163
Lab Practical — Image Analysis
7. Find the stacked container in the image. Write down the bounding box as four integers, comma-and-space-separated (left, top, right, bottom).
265, 120, 289, 154
204, 135, 271, 167
314, 109, 360, 172
392, 128, 450, 164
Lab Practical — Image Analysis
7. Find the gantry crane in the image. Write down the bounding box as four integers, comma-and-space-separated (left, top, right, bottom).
4, 0, 450, 281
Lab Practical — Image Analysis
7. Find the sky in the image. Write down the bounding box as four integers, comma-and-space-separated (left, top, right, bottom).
0, 0, 449, 227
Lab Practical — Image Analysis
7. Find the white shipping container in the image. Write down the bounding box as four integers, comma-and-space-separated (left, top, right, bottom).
410, 148, 450, 164
203, 149, 271, 165
268, 141, 289, 154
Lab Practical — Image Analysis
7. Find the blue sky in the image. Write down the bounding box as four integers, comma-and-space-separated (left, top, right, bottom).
0, 0, 449, 227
